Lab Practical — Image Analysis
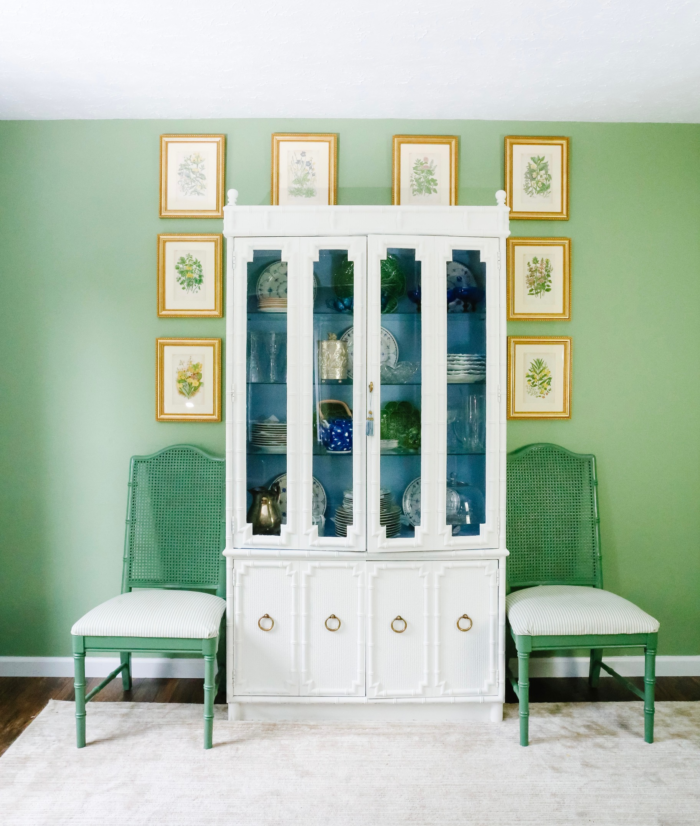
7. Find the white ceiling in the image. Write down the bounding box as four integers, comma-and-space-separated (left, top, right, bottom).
1, 0, 699, 122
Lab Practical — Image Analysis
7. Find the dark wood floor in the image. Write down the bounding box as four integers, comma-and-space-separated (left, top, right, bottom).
1, 675, 699, 757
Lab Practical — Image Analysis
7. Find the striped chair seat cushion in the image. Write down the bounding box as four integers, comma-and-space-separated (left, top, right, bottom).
506, 585, 659, 637
71, 589, 226, 639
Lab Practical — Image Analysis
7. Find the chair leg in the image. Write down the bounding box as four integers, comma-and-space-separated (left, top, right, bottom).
74, 652, 86, 748
120, 652, 132, 691
203, 649, 216, 750
517, 648, 530, 747
589, 648, 603, 688
644, 639, 657, 744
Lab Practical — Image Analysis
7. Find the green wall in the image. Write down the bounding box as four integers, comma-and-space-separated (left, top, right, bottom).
1, 119, 698, 658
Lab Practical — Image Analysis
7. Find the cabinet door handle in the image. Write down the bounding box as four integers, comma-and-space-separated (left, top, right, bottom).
324, 614, 341, 632
391, 615, 407, 633
456, 614, 473, 632
258, 614, 274, 631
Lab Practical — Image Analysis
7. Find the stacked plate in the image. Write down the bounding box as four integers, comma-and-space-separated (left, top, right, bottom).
250, 416, 287, 453
258, 297, 287, 312
333, 490, 355, 537
333, 489, 401, 538
256, 261, 288, 313
447, 353, 486, 384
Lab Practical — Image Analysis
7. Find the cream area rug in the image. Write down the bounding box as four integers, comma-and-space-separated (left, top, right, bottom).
1, 701, 699, 825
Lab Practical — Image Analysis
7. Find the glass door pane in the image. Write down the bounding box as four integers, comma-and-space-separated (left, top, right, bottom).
367, 237, 429, 551
444, 249, 487, 538
379, 248, 422, 540
301, 238, 366, 550
246, 250, 289, 537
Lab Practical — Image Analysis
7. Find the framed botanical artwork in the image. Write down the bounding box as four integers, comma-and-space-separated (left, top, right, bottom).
159, 134, 226, 218
507, 237, 571, 320
271, 133, 338, 205
508, 336, 571, 420
392, 135, 458, 205
504, 136, 569, 220
157, 234, 223, 318
156, 338, 221, 422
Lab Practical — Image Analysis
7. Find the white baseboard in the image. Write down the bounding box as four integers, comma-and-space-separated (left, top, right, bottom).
0, 656, 205, 679
0, 655, 699, 679
508, 655, 700, 678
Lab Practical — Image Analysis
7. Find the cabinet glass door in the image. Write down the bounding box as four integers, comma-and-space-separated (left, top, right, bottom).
300, 238, 366, 551
367, 237, 433, 551
435, 238, 500, 550
232, 238, 300, 548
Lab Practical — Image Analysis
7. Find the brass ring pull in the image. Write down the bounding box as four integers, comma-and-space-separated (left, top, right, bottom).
325, 614, 341, 632
391, 615, 407, 634
258, 614, 274, 632
457, 614, 473, 632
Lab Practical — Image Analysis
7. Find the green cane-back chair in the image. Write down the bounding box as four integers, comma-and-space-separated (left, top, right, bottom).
506, 443, 659, 746
71, 445, 226, 749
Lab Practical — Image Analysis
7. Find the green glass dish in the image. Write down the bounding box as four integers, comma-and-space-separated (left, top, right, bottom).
380, 400, 421, 450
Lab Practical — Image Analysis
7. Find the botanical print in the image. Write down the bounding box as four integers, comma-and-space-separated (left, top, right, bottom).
507, 238, 570, 320
526, 256, 553, 297
508, 336, 570, 419
525, 358, 552, 398
523, 155, 552, 198
158, 235, 222, 317
393, 136, 457, 206
505, 137, 568, 220
175, 253, 204, 293
157, 338, 221, 422
161, 135, 224, 217
410, 156, 438, 196
176, 358, 203, 399
288, 150, 317, 199
178, 152, 207, 197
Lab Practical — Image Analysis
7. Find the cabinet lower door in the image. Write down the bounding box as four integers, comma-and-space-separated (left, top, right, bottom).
366, 562, 430, 698
232, 561, 298, 695
433, 560, 499, 696
299, 562, 365, 696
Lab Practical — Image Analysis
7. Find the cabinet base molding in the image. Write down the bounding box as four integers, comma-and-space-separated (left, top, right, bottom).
228, 699, 504, 723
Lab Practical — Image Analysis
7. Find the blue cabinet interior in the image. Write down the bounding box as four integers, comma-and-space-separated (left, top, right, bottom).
244, 245, 487, 540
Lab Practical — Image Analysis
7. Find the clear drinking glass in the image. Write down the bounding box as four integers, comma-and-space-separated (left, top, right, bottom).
451, 395, 485, 453
268, 332, 287, 383
248, 331, 263, 383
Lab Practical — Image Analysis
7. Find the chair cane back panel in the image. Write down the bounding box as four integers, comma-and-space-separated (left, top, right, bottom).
123, 445, 225, 592
507, 443, 602, 590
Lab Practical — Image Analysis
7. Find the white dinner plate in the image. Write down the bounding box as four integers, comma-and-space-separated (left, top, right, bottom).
341, 326, 398, 379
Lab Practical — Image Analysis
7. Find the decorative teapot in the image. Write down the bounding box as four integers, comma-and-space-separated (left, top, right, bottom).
318, 399, 353, 453
247, 482, 283, 535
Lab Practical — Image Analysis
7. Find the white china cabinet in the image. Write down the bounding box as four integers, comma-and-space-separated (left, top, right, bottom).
223, 190, 510, 722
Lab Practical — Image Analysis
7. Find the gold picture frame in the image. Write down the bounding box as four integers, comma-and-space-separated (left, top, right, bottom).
504, 136, 569, 220
392, 135, 458, 205
157, 234, 223, 318
156, 338, 221, 422
271, 133, 338, 205
508, 336, 571, 420
159, 134, 226, 218
507, 237, 571, 320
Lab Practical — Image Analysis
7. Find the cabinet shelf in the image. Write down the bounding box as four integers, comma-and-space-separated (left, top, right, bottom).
247, 446, 287, 455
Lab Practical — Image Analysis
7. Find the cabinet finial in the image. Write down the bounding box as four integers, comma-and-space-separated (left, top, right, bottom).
227, 189, 239, 206
495, 190, 507, 206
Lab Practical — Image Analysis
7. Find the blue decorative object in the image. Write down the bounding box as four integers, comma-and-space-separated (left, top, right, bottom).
446, 263, 484, 313
326, 296, 354, 314
407, 288, 421, 313
447, 285, 485, 313
318, 400, 353, 453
